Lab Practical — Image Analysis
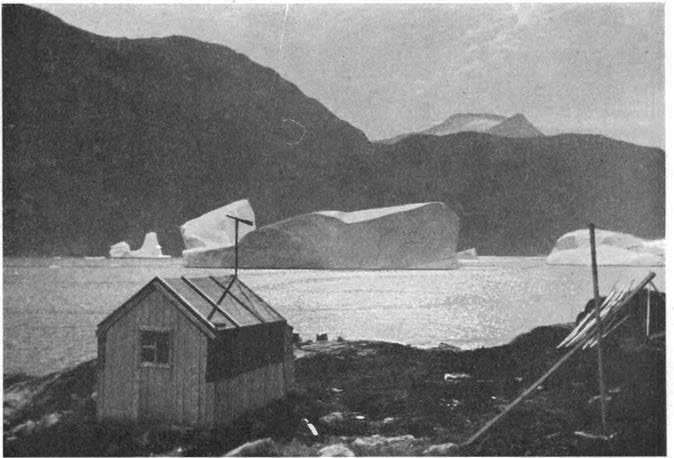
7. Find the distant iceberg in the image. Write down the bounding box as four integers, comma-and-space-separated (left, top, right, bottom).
546, 229, 664, 266
109, 232, 171, 258
184, 202, 459, 269
180, 199, 256, 263
457, 248, 477, 259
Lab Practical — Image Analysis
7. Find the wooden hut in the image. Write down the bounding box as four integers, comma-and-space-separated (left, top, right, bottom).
96, 275, 294, 428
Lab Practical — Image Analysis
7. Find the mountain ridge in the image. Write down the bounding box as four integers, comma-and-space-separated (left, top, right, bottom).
3, 5, 665, 257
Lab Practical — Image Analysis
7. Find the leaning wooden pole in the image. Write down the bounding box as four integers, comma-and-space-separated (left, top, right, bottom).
589, 223, 608, 436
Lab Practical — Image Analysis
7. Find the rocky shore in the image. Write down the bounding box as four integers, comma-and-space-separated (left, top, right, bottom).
4, 322, 665, 456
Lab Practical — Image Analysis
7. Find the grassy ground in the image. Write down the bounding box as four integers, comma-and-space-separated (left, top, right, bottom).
3, 322, 665, 456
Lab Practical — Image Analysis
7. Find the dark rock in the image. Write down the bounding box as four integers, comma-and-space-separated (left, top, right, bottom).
319, 412, 345, 428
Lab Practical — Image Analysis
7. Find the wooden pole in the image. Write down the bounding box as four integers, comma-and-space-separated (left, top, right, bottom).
589, 223, 608, 436
646, 286, 651, 337
225, 214, 253, 278
234, 220, 239, 277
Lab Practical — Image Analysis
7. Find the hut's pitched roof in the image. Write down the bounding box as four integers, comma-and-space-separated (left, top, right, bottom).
97, 275, 285, 338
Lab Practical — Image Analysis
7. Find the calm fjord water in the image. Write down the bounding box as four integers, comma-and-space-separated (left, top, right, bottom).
3, 257, 665, 376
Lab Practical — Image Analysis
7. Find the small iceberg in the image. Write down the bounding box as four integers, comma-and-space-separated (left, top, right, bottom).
109, 232, 171, 259
457, 248, 477, 259
546, 229, 664, 266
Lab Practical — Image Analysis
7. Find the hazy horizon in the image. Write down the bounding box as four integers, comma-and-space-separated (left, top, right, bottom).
35, 3, 664, 148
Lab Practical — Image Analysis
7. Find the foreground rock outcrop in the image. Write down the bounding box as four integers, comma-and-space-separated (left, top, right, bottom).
109, 232, 170, 258
546, 229, 664, 266
184, 202, 459, 269
4, 315, 665, 457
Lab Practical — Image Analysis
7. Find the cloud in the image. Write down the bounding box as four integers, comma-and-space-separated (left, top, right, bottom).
451, 4, 575, 78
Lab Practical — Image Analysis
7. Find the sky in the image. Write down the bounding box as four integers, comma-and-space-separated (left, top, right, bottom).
35, 3, 665, 148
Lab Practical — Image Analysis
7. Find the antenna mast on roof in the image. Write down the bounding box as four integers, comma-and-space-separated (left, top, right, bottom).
226, 214, 254, 277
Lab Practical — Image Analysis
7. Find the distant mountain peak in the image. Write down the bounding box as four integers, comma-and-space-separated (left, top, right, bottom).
377, 112, 543, 144
485, 113, 544, 137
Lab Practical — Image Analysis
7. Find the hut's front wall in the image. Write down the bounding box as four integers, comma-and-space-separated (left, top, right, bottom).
97, 287, 214, 426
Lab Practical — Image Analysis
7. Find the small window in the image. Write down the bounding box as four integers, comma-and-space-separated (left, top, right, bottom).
140, 331, 170, 365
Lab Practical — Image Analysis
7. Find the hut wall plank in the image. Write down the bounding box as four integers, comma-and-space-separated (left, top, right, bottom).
99, 303, 139, 420
175, 309, 185, 424
213, 362, 289, 428
205, 382, 215, 427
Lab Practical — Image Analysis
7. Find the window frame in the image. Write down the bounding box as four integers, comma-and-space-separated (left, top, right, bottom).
139, 327, 172, 368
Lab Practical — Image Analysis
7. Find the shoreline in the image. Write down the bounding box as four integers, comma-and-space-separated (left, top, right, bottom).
4, 320, 665, 456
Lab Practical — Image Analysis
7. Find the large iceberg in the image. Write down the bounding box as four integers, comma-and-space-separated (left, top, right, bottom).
546, 229, 664, 266
180, 199, 256, 261
183, 202, 460, 269
109, 232, 171, 258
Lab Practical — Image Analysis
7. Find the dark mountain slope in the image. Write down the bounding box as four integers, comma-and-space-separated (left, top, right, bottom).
3, 5, 375, 255
3, 5, 665, 257
370, 132, 664, 255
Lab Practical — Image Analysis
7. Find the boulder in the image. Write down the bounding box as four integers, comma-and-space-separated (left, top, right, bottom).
10, 420, 36, 436
185, 202, 459, 269
319, 412, 345, 428
352, 434, 416, 449
40, 411, 61, 428
317, 444, 355, 457
423, 442, 460, 456
546, 229, 664, 266
223, 437, 279, 456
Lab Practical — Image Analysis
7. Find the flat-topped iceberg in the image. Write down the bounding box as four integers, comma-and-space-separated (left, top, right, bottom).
180, 199, 256, 260
109, 232, 171, 258
184, 202, 459, 269
546, 229, 664, 266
